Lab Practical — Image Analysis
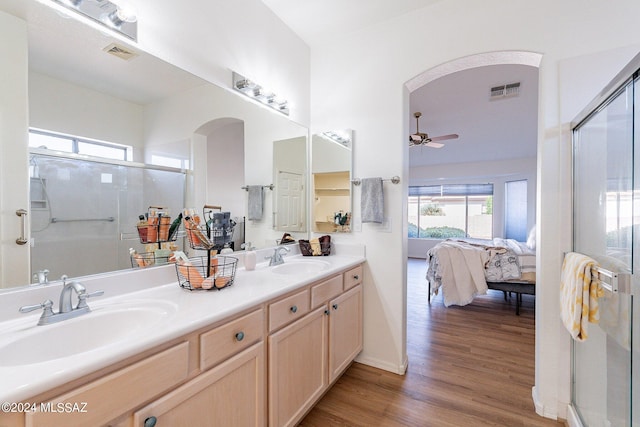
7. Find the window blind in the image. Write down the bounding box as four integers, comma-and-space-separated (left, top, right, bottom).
409, 183, 493, 197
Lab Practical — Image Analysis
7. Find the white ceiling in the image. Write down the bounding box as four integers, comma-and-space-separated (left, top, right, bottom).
409, 64, 539, 167
261, 0, 443, 47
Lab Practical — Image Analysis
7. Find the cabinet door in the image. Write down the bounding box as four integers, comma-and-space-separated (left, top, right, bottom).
329, 284, 363, 383
133, 342, 265, 427
269, 306, 328, 427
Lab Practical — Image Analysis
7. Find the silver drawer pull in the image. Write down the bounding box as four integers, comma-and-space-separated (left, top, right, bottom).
290, 305, 298, 313
235, 331, 245, 341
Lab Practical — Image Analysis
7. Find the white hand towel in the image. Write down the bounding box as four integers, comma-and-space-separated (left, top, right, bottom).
247, 185, 263, 221
360, 177, 384, 223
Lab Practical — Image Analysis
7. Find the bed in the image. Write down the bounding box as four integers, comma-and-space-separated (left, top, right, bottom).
426, 238, 536, 314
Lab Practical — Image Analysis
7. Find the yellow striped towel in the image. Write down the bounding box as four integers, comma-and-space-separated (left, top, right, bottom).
560, 252, 604, 341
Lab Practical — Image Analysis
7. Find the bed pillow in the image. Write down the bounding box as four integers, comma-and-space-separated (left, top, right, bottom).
526, 225, 536, 250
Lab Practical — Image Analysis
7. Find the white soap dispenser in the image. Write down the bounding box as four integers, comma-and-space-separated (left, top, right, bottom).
242, 242, 256, 271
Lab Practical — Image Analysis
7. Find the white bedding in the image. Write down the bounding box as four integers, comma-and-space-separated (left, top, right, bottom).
427, 238, 535, 307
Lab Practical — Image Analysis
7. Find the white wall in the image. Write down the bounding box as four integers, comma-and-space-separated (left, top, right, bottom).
408, 157, 537, 258
309, 0, 640, 420
206, 121, 245, 218
29, 72, 145, 159
0, 11, 29, 288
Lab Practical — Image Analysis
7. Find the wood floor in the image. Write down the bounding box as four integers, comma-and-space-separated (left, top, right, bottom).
300, 258, 566, 427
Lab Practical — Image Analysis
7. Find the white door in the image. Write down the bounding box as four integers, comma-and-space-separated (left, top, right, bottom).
276, 171, 305, 232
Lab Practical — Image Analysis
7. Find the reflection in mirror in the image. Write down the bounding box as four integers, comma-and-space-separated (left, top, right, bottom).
29, 151, 186, 280
311, 130, 353, 233
273, 136, 307, 236
0, 0, 309, 289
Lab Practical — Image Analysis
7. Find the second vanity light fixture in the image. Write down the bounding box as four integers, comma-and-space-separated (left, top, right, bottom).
233, 72, 290, 116
322, 131, 352, 149
51, 0, 138, 41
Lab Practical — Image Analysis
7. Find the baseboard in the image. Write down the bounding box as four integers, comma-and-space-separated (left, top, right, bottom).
531, 386, 562, 420
532, 386, 545, 417
355, 354, 408, 375
566, 405, 583, 427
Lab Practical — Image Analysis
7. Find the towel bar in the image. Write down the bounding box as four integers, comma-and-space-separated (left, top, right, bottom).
563, 251, 631, 295
351, 176, 400, 186
592, 266, 631, 294
241, 184, 274, 191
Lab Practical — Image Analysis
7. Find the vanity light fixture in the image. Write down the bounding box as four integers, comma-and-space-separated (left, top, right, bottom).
232, 72, 290, 116
322, 131, 352, 148
50, 0, 138, 41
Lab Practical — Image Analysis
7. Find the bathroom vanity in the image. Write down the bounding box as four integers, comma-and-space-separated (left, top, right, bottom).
0, 248, 364, 427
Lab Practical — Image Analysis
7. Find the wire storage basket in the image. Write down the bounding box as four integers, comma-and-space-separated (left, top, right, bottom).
136, 207, 181, 245
183, 219, 214, 250
130, 251, 174, 268
175, 255, 238, 291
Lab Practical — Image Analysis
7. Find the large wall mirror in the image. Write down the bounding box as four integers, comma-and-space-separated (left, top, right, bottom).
273, 136, 307, 236
0, 0, 308, 288
311, 130, 353, 233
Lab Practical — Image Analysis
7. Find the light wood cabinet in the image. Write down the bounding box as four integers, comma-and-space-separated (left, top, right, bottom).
343, 265, 363, 291
12, 263, 363, 427
25, 342, 190, 427
133, 342, 265, 427
329, 284, 363, 382
269, 306, 328, 427
269, 278, 363, 426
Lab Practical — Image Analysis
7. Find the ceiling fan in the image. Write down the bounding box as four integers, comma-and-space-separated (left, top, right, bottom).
409, 112, 459, 148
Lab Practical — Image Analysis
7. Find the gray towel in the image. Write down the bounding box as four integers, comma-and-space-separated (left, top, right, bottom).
360, 177, 384, 223
247, 185, 263, 221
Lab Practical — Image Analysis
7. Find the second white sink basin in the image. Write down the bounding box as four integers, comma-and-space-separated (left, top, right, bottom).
0, 300, 177, 366
271, 259, 330, 276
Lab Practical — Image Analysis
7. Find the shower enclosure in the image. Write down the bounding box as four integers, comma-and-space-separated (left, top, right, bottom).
29, 152, 186, 281
572, 56, 639, 426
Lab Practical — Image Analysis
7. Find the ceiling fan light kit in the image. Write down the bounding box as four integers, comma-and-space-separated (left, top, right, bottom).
409, 112, 458, 148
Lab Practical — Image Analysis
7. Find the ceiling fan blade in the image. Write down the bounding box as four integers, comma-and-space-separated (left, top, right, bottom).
429, 133, 458, 142
425, 141, 445, 149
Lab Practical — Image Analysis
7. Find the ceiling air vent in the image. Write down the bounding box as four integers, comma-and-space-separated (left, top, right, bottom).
490, 82, 520, 100
103, 43, 139, 61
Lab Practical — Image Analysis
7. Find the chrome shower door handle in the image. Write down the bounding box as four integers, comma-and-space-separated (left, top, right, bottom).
16, 209, 28, 245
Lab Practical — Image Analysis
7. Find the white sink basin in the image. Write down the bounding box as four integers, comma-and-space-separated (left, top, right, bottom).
0, 300, 177, 366
271, 259, 330, 276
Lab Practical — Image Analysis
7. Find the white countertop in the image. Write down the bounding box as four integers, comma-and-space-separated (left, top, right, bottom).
0, 247, 365, 402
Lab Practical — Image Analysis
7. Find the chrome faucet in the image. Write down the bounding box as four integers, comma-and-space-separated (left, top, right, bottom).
266, 245, 290, 266
59, 278, 87, 313
33, 269, 49, 285
19, 275, 104, 326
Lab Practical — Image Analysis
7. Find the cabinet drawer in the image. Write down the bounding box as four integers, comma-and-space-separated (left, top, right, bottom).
343, 265, 363, 291
201, 308, 264, 370
25, 342, 189, 427
311, 275, 343, 308
269, 289, 310, 332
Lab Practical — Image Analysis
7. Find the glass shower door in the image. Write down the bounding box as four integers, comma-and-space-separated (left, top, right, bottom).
573, 80, 634, 427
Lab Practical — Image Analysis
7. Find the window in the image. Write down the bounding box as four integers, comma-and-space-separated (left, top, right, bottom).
29, 129, 130, 161
408, 184, 493, 239
505, 180, 528, 241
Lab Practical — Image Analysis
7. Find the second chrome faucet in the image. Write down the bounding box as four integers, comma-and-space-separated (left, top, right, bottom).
266, 245, 290, 266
